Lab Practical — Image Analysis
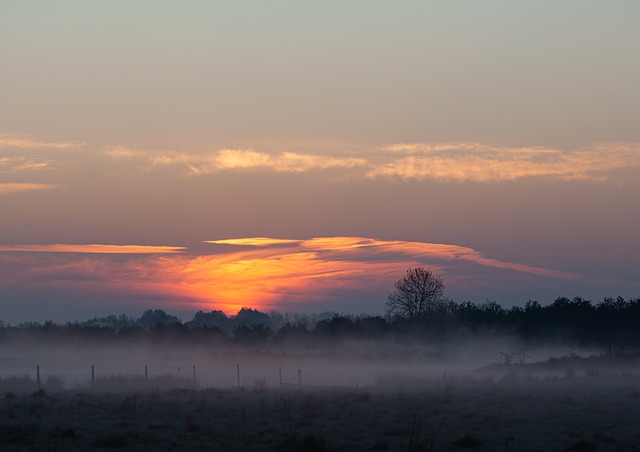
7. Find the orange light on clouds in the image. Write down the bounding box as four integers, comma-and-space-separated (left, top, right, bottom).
152, 237, 583, 313
147, 249, 411, 313
0, 244, 185, 254
0, 183, 57, 196
366, 143, 640, 182
0, 135, 83, 150
300, 236, 380, 251
206, 238, 302, 246
0, 237, 587, 315
102, 142, 640, 183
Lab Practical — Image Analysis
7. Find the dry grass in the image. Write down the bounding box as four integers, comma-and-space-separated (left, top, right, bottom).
0, 372, 639, 450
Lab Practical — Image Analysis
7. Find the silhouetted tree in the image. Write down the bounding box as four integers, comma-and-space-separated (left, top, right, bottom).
313, 314, 356, 338
136, 309, 181, 329
274, 321, 310, 345
356, 315, 389, 337
386, 267, 445, 319
187, 310, 230, 330
152, 322, 190, 341
232, 323, 272, 343
235, 307, 270, 326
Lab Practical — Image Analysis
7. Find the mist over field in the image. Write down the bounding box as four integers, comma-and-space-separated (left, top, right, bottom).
3, 267, 638, 451
2, 304, 640, 450
1, 271, 639, 450
2, 294, 639, 386
0, 329, 581, 390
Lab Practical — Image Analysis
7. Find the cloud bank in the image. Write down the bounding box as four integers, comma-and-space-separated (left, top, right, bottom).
0, 135, 83, 150
4, 134, 638, 188
0, 183, 57, 196
104, 142, 640, 183
368, 142, 640, 182
0, 134, 83, 196
0, 236, 586, 315
0, 244, 185, 254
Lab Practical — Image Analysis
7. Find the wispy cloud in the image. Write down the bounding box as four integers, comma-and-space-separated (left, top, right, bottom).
0, 236, 604, 314
227, 236, 582, 280
105, 146, 366, 175
0, 244, 185, 254
104, 142, 640, 183
0, 135, 83, 150
0, 183, 57, 196
367, 142, 640, 182
161, 149, 365, 175
130, 236, 586, 311
0, 156, 51, 173
339, 238, 581, 280
205, 149, 365, 173
104, 146, 140, 159
0, 134, 83, 183
206, 238, 302, 246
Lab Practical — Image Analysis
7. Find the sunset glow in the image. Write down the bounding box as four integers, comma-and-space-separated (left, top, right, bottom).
0, 237, 611, 317
366, 143, 640, 183
1, 2, 638, 322
0, 183, 57, 196
0, 244, 185, 254
101, 142, 640, 183
206, 238, 302, 247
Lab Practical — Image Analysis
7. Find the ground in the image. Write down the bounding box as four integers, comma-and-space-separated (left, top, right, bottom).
1, 371, 640, 451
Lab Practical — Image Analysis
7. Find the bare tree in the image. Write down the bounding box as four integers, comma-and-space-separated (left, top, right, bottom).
386, 267, 445, 319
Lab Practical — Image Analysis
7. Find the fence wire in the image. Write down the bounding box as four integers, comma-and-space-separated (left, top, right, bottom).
0, 362, 309, 389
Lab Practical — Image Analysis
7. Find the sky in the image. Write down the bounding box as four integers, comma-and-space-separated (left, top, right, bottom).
1, 1, 639, 322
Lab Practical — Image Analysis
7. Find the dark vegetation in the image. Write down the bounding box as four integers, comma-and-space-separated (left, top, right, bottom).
1, 269, 638, 451
1, 296, 640, 348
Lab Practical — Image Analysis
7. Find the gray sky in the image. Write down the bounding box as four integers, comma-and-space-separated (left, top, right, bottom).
1, 1, 639, 322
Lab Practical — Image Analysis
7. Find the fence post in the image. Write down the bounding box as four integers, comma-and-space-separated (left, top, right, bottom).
36, 364, 41, 388
279, 366, 283, 386
91, 364, 95, 383
236, 363, 240, 388
145, 365, 148, 380
298, 369, 302, 386
192, 364, 196, 382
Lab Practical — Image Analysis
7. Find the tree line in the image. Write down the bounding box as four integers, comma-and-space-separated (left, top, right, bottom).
1, 295, 640, 348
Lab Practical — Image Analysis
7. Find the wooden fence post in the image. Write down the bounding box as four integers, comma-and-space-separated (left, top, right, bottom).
145, 365, 148, 380
298, 369, 302, 386
192, 364, 196, 382
91, 364, 95, 383
36, 364, 41, 388
279, 366, 283, 386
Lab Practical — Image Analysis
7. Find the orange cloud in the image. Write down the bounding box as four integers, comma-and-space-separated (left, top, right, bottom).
0, 135, 83, 150
136, 248, 411, 313
0, 183, 57, 196
168, 237, 582, 312
104, 146, 366, 175
367, 142, 640, 182
301, 236, 380, 251
104, 146, 140, 159
360, 240, 581, 280
206, 238, 302, 246
103, 141, 640, 183
295, 237, 580, 280
0, 244, 185, 254
0, 236, 587, 314
0, 135, 82, 191
209, 149, 366, 173
0, 156, 50, 173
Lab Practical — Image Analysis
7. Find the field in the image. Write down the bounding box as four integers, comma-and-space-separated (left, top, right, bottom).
2, 361, 640, 451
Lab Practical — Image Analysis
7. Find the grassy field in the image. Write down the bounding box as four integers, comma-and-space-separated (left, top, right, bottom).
1, 368, 640, 451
